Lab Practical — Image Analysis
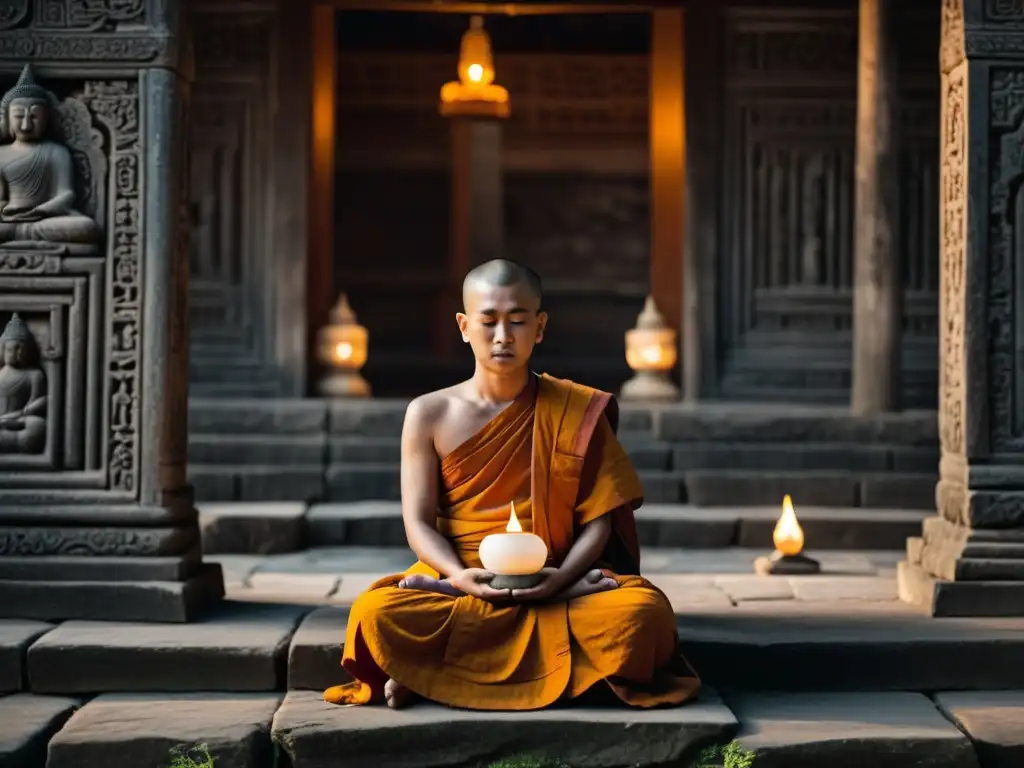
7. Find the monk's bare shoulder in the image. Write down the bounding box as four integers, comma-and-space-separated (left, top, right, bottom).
404, 384, 470, 457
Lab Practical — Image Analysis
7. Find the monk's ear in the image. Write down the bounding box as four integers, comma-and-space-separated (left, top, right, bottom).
535, 311, 548, 343
455, 312, 470, 342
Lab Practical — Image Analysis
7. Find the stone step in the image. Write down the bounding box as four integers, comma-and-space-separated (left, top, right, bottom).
8, 687, 1024, 768
189, 464, 325, 503
303, 502, 927, 551
270, 689, 736, 768
726, 691, 977, 768
289, 602, 1024, 695
190, 433, 327, 465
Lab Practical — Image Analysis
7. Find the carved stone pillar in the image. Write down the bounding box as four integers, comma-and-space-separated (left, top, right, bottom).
898, 0, 1024, 617
850, 0, 903, 414
0, 0, 223, 622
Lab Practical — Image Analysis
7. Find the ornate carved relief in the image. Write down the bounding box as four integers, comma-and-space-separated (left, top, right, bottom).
0, 314, 46, 454
943, 0, 967, 73
0, 74, 141, 498
990, 68, 1024, 447
987, 0, 1024, 21
80, 79, 141, 494
0, 64, 100, 250
939, 65, 967, 456
0, 0, 170, 63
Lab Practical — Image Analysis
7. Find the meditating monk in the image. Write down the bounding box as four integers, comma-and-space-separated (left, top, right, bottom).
324, 258, 701, 711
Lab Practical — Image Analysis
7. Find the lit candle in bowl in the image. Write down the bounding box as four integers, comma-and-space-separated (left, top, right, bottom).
479, 501, 548, 589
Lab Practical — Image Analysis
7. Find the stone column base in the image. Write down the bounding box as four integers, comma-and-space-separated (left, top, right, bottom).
898, 516, 1024, 617
0, 504, 224, 623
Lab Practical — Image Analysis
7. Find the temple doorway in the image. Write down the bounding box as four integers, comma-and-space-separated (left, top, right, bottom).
309, 2, 684, 397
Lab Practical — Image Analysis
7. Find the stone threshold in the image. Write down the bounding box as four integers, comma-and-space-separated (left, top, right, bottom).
6, 688, 1021, 768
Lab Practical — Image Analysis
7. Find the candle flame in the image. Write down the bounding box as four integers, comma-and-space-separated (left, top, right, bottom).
506, 501, 523, 533
773, 494, 804, 556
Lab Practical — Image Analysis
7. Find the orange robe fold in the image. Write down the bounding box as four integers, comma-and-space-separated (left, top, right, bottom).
325, 373, 701, 710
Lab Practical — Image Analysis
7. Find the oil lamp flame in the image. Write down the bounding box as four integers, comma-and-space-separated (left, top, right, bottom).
773, 494, 804, 557
506, 501, 523, 533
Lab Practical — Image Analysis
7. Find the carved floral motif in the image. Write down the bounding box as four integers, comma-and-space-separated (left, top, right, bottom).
943, 0, 966, 73
940, 65, 967, 456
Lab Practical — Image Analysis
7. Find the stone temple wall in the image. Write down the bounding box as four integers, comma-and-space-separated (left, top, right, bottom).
0, 0, 223, 622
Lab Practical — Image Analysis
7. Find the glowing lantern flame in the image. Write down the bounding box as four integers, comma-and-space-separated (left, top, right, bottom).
506, 501, 523, 533
467, 63, 484, 83
773, 494, 804, 556
334, 341, 353, 362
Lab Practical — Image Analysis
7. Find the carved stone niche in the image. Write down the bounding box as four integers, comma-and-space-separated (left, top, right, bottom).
0, 66, 108, 485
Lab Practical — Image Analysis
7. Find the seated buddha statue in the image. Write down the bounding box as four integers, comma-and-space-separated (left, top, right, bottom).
0, 64, 100, 249
0, 313, 47, 455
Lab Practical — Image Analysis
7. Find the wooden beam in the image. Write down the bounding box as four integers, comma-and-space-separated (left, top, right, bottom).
850, 0, 902, 414
649, 7, 685, 352
308, 2, 337, 392
318, 0, 663, 14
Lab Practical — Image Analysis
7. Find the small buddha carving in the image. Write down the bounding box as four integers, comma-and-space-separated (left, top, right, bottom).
0, 64, 100, 249
0, 313, 47, 454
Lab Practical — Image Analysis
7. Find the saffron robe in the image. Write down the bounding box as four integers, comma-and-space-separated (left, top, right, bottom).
324, 373, 701, 710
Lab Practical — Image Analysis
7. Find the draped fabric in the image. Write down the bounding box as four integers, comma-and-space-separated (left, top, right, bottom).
324, 373, 701, 710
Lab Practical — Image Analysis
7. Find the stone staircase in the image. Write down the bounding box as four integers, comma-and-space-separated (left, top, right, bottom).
187, 398, 939, 510
197, 501, 930, 556
4, 598, 1024, 767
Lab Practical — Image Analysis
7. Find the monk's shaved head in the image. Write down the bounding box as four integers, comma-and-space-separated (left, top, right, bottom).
462, 259, 543, 311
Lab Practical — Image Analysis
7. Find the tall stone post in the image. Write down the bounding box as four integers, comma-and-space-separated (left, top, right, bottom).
898, 0, 1024, 617
850, 0, 903, 414
0, 0, 223, 622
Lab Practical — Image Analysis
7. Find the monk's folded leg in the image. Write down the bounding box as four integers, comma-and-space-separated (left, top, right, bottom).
566, 580, 678, 683
333, 585, 457, 704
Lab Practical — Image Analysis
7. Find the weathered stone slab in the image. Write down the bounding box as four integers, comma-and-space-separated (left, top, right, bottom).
618, 406, 654, 434
714, 575, 794, 602
861, 475, 935, 510
0, 554, 199, 582
27, 603, 309, 694
188, 466, 237, 501
271, 689, 737, 768
673, 443, 890, 472
738, 507, 926, 551
0, 564, 224, 623
288, 607, 351, 691
199, 502, 308, 555
325, 464, 401, 501
685, 471, 860, 507
328, 400, 407, 437
658, 405, 937, 446
635, 505, 738, 548
190, 434, 327, 465
306, 502, 406, 547
329, 436, 401, 464
679, 600, 1024, 691
0, 620, 53, 694
47, 692, 282, 768
0, 694, 79, 768
621, 439, 673, 470
638, 471, 685, 503
239, 469, 325, 503
898, 560, 1024, 618
789, 576, 898, 602
243, 573, 339, 602
331, 573, 390, 605
205, 555, 266, 589
934, 691, 1024, 768
728, 692, 977, 768
190, 398, 328, 435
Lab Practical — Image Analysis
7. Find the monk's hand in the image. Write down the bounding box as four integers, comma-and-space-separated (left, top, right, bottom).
509, 567, 566, 603
447, 568, 511, 603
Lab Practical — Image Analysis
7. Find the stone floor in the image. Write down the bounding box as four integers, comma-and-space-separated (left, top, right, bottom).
4, 544, 1024, 767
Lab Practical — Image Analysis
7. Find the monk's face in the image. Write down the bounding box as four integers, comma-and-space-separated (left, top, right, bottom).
457, 281, 547, 371
8, 98, 48, 142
